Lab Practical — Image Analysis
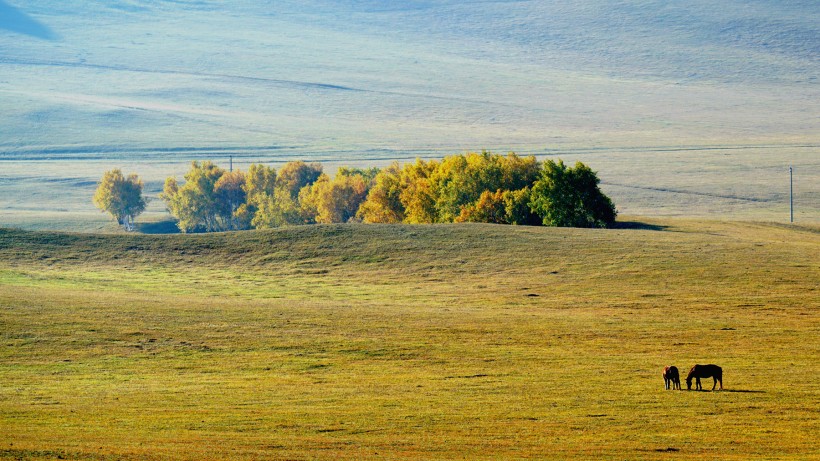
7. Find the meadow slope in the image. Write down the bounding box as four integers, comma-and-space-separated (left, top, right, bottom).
1, 219, 818, 459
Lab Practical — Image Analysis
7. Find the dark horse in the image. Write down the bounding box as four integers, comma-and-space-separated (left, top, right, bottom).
686, 364, 723, 390
663, 366, 681, 390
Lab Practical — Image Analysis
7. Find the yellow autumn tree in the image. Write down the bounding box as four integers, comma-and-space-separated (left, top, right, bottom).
455, 189, 507, 223
357, 162, 404, 223
399, 159, 438, 224
93, 169, 147, 231
300, 170, 370, 224
276, 161, 323, 199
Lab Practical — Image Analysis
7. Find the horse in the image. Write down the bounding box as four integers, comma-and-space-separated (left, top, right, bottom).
686, 364, 723, 390
663, 366, 681, 390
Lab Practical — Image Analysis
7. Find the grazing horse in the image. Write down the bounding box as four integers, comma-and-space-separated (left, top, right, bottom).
686, 364, 723, 390
663, 366, 681, 390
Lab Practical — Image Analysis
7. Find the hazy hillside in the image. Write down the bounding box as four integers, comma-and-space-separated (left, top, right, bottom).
0, 0, 818, 228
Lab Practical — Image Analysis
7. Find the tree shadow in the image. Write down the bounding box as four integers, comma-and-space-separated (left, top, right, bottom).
613, 221, 668, 231
137, 220, 179, 234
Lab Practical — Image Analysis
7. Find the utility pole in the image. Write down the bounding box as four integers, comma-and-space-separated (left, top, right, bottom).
789, 165, 793, 223
230, 155, 233, 173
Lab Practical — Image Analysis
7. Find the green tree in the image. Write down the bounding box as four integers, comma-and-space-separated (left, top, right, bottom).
338, 166, 380, 183
92, 169, 147, 231
529, 160, 617, 228
502, 187, 540, 225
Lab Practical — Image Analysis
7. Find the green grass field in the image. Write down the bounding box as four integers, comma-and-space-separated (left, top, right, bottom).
1, 219, 818, 460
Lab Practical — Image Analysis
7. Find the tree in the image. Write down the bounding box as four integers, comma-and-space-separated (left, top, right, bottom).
214, 170, 248, 230
499, 153, 540, 191
93, 169, 147, 231
529, 160, 617, 228
428, 151, 535, 222
502, 187, 540, 225
337, 166, 380, 183
276, 161, 323, 199
251, 188, 303, 229
160, 161, 227, 232
399, 159, 438, 224
456, 189, 507, 224
244, 164, 278, 202
455, 187, 540, 225
357, 162, 405, 223
238, 163, 277, 228
300, 170, 370, 224
429, 153, 489, 222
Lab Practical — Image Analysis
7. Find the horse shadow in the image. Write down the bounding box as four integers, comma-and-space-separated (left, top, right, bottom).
688, 389, 765, 393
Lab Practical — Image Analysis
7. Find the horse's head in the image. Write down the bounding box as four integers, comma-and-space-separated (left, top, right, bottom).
686, 365, 697, 390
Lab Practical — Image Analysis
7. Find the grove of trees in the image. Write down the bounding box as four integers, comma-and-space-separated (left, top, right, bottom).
155, 152, 617, 232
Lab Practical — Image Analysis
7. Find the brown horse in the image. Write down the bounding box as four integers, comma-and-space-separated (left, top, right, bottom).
663, 366, 681, 390
686, 364, 723, 390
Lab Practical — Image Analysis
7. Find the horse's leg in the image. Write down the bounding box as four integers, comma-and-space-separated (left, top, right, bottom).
696, 377, 702, 390
712, 377, 717, 390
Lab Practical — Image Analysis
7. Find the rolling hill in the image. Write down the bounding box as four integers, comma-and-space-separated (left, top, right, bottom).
1, 220, 818, 459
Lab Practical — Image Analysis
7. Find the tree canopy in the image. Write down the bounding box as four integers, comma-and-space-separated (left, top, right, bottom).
92, 169, 147, 231
162, 161, 219, 232
529, 160, 617, 228
156, 154, 617, 232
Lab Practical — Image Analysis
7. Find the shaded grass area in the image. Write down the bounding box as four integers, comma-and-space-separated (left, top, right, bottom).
135, 219, 180, 235
0, 219, 818, 460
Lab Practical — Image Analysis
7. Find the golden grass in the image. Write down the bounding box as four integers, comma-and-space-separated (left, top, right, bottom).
1, 219, 818, 459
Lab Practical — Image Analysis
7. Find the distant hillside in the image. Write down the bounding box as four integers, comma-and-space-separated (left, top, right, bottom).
1, 0, 817, 154
0, 1, 818, 229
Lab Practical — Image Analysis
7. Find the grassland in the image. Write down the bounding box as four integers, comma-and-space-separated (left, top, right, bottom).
1, 219, 818, 459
